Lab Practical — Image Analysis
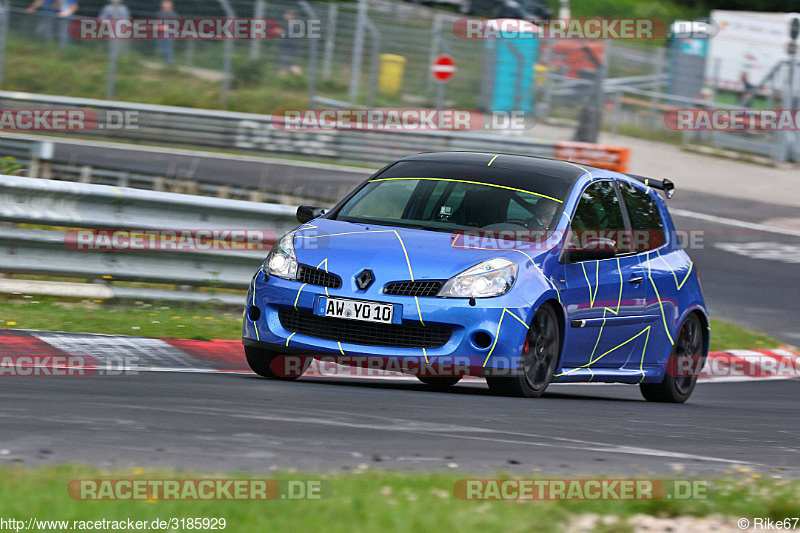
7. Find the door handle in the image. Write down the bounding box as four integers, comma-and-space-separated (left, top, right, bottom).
629, 275, 644, 284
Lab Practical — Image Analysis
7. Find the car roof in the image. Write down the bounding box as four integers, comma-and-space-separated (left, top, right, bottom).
398, 152, 591, 182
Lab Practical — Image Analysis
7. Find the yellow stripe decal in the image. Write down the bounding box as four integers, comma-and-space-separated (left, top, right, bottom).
251, 276, 259, 341
483, 310, 507, 367
318, 258, 330, 297
637, 326, 652, 383
370, 177, 563, 203
648, 255, 674, 345
285, 332, 295, 347
482, 308, 529, 367
657, 250, 693, 290
581, 261, 599, 308
415, 296, 425, 326
392, 231, 414, 281
615, 257, 623, 314
487, 154, 499, 166
555, 326, 650, 376
293, 283, 307, 310
506, 309, 529, 328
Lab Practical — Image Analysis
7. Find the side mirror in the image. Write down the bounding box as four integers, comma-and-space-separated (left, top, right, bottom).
296, 205, 325, 224
560, 237, 617, 263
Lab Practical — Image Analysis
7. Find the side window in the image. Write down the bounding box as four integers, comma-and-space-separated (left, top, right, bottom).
620, 182, 666, 253
570, 181, 627, 254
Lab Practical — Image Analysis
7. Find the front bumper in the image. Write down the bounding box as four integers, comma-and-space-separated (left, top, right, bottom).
242, 269, 533, 372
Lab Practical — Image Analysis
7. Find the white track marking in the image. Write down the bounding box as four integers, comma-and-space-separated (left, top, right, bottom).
31, 332, 205, 369
670, 208, 800, 237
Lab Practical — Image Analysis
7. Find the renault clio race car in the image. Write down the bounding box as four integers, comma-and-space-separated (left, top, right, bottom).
243, 152, 709, 402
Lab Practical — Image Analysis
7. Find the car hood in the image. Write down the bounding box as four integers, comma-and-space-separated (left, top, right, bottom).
292, 218, 548, 284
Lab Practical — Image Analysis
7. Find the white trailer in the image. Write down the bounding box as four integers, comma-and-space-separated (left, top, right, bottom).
706, 10, 800, 92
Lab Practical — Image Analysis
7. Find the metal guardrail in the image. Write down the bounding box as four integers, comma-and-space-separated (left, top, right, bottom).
0, 175, 300, 304
0, 91, 560, 168
0, 133, 373, 205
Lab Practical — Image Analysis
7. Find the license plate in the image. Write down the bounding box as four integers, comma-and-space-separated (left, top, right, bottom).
317, 297, 394, 324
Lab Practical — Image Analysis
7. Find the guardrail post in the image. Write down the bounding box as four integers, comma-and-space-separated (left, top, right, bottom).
29, 158, 40, 179
79, 166, 93, 183
41, 162, 52, 180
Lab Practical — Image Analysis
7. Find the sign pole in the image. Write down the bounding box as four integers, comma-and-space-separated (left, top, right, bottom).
431, 54, 456, 109
436, 82, 446, 109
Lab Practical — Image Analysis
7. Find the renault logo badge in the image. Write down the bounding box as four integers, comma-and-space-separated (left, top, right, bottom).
355, 269, 374, 290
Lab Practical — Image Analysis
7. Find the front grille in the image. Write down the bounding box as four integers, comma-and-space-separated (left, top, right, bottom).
297, 264, 342, 289
384, 280, 445, 297
278, 309, 451, 349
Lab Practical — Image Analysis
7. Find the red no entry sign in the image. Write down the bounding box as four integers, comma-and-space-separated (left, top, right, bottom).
431, 55, 456, 82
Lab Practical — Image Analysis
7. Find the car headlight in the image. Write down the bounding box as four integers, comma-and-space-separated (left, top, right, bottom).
437, 258, 518, 298
263, 230, 298, 280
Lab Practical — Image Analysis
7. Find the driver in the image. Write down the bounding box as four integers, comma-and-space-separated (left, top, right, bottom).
531, 200, 557, 229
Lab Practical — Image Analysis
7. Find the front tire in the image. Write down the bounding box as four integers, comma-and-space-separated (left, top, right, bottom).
486, 304, 561, 398
245, 346, 309, 380
640, 314, 706, 403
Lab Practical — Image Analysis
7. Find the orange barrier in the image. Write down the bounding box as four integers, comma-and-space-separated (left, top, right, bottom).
540, 41, 606, 78
554, 141, 630, 173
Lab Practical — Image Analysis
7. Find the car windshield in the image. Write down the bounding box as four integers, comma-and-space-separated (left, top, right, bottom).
333, 177, 564, 235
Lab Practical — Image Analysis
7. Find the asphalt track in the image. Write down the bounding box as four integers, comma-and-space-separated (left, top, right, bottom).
1, 138, 799, 476
2, 373, 799, 475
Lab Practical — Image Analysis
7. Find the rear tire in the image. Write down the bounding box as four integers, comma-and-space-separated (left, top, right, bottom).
640, 314, 706, 403
417, 376, 462, 388
245, 346, 309, 380
486, 304, 561, 398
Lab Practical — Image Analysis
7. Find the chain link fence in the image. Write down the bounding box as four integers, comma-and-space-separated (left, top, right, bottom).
0, 1, 487, 110
1, 1, 799, 162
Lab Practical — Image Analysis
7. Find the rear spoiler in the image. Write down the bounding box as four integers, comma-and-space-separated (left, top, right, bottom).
626, 174, 675, 199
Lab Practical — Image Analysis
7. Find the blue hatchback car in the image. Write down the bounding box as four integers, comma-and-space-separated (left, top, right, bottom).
243, 152, 709, 402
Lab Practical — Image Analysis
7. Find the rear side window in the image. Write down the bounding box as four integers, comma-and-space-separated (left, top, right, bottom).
620, 182, 666, 252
